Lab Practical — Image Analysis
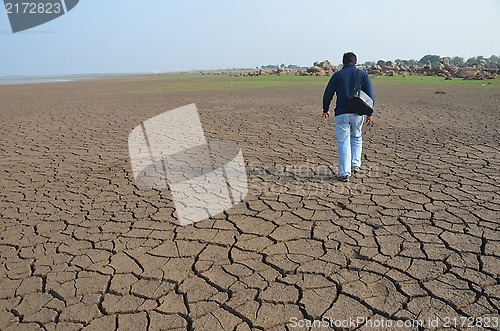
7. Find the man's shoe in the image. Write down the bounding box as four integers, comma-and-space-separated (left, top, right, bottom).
353, 166, 361, 174
338, 175, 349, 182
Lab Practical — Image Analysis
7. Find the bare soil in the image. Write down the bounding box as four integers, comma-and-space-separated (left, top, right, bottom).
0, 75, 499, 330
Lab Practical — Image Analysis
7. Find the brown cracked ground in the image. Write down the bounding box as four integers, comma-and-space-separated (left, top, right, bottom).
0, 75, 499, 330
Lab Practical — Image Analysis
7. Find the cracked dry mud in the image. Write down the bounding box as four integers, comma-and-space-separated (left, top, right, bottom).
0, 76, 499, 331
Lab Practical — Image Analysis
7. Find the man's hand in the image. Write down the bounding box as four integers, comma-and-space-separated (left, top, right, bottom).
322, 111, 330, 122
365, 115, 373, 126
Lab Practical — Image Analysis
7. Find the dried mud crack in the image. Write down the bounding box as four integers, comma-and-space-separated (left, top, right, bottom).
0, 77, 499, 330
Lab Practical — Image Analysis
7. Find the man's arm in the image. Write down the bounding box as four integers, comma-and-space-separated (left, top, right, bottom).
362, 72, 374, 126
362, 73, 375, 103
322, 76, 336, 114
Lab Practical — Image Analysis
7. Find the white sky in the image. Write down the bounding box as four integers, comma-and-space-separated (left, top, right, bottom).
1, 0, 499, 76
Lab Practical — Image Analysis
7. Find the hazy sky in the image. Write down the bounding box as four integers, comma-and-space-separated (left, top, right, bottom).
1, 0, 499, 76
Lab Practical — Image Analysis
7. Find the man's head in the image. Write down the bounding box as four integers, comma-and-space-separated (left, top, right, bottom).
342, 52, 357, 65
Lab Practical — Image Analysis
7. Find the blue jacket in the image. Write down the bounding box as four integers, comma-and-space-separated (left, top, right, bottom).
323, 64, 375, 116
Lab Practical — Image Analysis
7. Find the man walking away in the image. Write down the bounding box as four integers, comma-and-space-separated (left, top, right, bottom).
322, 52, 374, 182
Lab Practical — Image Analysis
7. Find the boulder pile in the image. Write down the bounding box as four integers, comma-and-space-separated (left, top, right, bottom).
225, 68, 297, 77
216, 58, 499, 80
363, 58, 499, 80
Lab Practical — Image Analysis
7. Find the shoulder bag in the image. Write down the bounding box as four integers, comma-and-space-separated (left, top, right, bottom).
349, 69, 374, 116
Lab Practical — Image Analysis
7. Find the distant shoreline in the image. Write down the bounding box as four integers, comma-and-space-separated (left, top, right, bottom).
0, 73, 149, 86
0, 76, 96, 86
0, 73, 194, 86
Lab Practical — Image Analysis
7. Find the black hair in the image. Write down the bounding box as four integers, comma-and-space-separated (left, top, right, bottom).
342, 52, 357, 65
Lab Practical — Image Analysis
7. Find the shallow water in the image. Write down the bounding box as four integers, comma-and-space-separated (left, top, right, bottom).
0, 76, 90, 85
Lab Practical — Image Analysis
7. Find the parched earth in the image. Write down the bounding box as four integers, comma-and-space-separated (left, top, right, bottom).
0, 76, 499, 330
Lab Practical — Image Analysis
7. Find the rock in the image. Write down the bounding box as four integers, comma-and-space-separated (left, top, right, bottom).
456, 67, 478, 78
385, 61, 395, 68
314, 60, 333, 70
485, 62, 499, 71
367, 69, 382, 75
376, 60, 387, 68
307, 66, 326, 76
432, 62, 444, 71
443, 63, 455, 71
